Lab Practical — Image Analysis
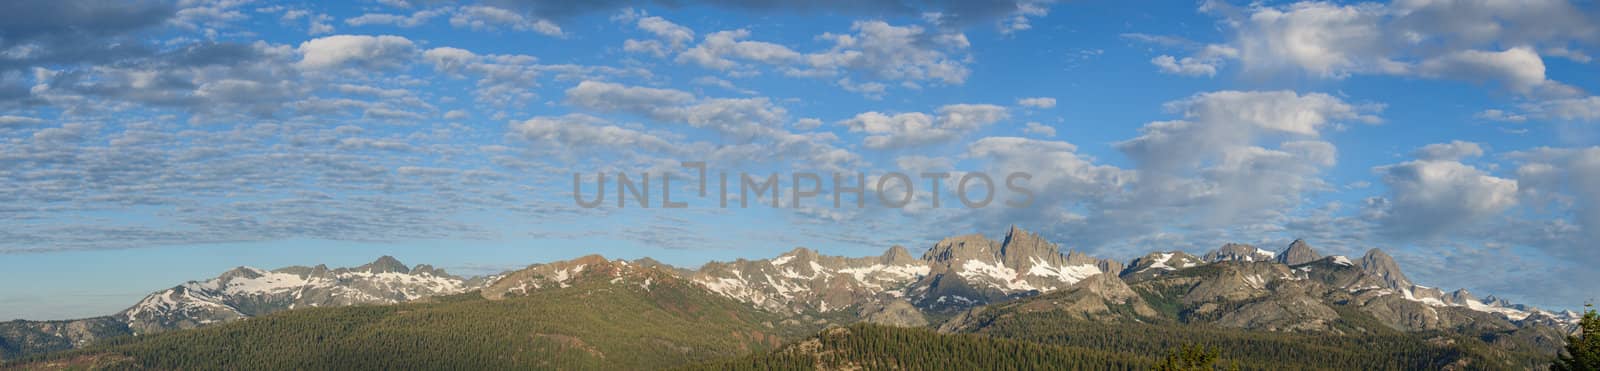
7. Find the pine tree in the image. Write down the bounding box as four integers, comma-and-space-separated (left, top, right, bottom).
1555, 304, 1600, 371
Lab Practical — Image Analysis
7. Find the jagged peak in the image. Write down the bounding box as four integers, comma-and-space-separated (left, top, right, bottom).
1358, 248, 1411, 289
922, 233, 999, 261
411, 264, 447, 277
880, 245, 917, 265
1203, 243, 1273, 262
358, 255, 410, 274
1276, 239, 1321, 265
783, 247, 820, 260
217, 266, 266, 280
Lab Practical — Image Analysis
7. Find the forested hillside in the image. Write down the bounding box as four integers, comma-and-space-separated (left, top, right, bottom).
682, 324, 1153, 370
6, 264, 797, 370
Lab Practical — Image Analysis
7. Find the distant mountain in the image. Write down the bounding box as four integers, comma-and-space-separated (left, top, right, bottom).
0, 317, 128, 362
1203, 243, 1276, 263
1, 226, 1585, 366
0, 256, 492, 362
9, 256, 794, 370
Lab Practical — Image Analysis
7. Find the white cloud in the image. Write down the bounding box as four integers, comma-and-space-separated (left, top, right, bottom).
297, 35, 416, 71
1416, 47, 1575, 97
797, 21, 972, 85
793, 118, 823, 130
511, 114, 677, 153
1229, 2, 1393, 78
1373, 158, 1519, 237
1150, 44, 1240, 77
1412, 140, 1484, 161
638, 16, 694, 50
0, 115, 45, 127
563, 80, 789, 140
1113, 90, 1376, 226
1510, 147, 1600, 243
839, 104, 1007, 149
1016, 97, 1055, 109
1475, 109, 1529, 123
345, 8, 447, 28
1174, 0, 1597, 95
1022, 122, 1055, 137
676, 29, 801, 71
449, 6, 563, 37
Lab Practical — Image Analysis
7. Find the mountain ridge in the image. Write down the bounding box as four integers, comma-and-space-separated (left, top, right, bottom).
0, 226, 1584, 363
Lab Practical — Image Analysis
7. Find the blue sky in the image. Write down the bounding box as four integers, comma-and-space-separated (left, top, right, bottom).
2, 0, 1598, 320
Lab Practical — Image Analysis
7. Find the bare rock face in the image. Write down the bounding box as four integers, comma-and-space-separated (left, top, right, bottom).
857, 299, 929, 327
1213, 293, 1340, 332
1276, 239, 1322, 266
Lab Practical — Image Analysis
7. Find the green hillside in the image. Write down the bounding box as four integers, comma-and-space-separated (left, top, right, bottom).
6, 270, 795, 370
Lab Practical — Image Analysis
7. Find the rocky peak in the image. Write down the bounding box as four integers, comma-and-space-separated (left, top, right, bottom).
1358, 248, 1411, 290
998, 225, 1065, 268
783, 247, 822, 262
358, 256, 410, 274
879, 245, 917, 265
1205, 243, 1274, 262
1445, 289, 1477, 306
1276, 239, 1321, 266
217, 266, 266, 281
1121, 251, 1203, 279
921, 233, 999, 263
411, 264, 445, 277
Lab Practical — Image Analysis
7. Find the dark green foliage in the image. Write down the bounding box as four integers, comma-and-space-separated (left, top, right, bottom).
1554, 305, 1600, 371
1155, 344, 1230, 371
682, 324, 1154, 370
964, 308, 1553, 370
8, 276, 793, 370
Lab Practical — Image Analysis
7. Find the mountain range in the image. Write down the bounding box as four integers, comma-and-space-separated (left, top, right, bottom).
1, 226, 1584, 368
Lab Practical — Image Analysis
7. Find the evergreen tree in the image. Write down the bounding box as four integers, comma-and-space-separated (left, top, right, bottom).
1555, 304, 1600, 371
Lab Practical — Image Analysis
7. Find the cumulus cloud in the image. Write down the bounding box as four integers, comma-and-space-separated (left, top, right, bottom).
297, 35, 417, 71
1510, 147, 1600, 242
1415, 47, 1576, 97
1149, 0, 1598, 95
1372, 155, 1520, 238
676, 29, 801, 71
1115, 90, 1377, 226
839, 104, 1007, 149
622, 15, 696, 57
